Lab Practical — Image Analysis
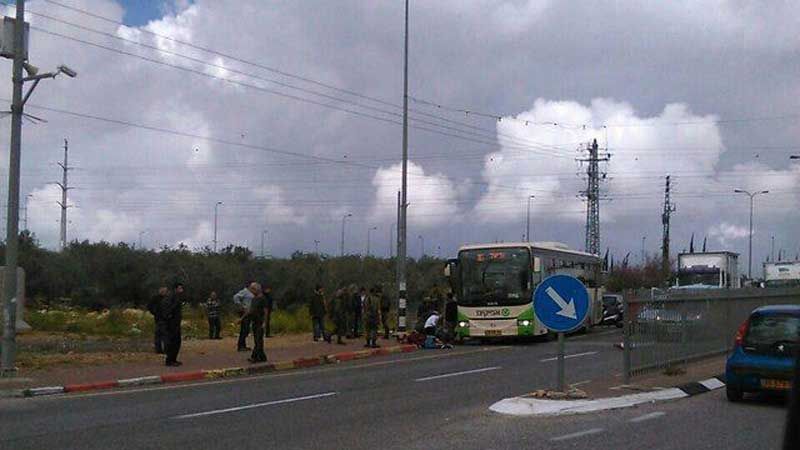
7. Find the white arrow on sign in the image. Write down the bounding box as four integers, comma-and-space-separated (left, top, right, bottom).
545, 286, 577, 320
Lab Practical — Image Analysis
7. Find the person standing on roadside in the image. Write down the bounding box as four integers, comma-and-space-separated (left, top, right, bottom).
263, 285, 274, 338
310, 285, 326, 342
380, 287, 392, 339
326, 288, 348, 345
364, 286, 381, 348
352, 286, 367, 338
147, 286, 169, 354
233, 282, 255, 351
162, 282, 185, 367
247, 282, 268, 363
205, 291, 222, 340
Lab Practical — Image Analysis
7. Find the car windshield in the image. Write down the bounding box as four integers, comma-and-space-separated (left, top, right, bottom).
677, 272, 719, 287
745, 314, 800, 346
458, 248, 530, 306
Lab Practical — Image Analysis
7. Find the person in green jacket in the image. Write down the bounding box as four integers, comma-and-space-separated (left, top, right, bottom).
364, 286, 382, 348
326, 288, 348, 345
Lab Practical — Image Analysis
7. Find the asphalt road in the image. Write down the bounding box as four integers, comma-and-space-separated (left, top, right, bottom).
0, 328, 790, 449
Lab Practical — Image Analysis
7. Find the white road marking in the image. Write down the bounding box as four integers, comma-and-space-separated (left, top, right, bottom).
699, 378, 725, 390
629, 411, 666, 423
36, 347, 513, 401
173, 392, 337, 419
569, 380, 591, 387
415, 366, 501, 382
540, 351, 598, 362
550, 428, 604, 442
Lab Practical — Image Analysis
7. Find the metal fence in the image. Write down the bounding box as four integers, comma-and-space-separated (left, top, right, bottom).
622, 287, 800, 381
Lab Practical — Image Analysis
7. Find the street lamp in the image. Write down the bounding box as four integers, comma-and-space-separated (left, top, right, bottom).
418, 235, 425, 259
3, 1, 78, 376
734, 189, 769, 279
641, 236, 646, 265
366, 226, 378, 256
340, 213, 352, 257
314, 239, 320, 255
526, 195, 535, 242
213, 201, 223, 252
260, 229, 268, 258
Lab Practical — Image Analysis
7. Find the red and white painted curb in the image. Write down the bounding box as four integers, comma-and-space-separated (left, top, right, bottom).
5, 344, 418, 399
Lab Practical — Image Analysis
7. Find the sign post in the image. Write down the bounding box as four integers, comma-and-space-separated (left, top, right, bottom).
533, 274, 590, 392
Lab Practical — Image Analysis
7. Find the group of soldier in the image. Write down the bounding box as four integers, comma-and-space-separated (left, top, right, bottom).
311, 284, 392, 348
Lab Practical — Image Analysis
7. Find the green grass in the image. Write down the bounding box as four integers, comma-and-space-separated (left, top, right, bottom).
25, 306, 313, 338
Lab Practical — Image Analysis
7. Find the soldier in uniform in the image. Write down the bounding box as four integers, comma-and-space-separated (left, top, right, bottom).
310, 285, 326, 342
205, 291, 222, 339
326, 288, 348, 345
364, 286, 382, 348
380, 288, 392, 339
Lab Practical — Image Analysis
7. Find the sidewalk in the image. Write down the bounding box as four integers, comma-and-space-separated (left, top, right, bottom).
0, 333, 406, 391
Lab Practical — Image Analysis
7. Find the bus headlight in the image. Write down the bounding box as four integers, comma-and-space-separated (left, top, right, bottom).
458, 321, 469, 328
518, 319, 531, 327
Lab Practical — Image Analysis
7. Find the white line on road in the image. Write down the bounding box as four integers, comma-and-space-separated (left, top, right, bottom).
172, 392, 337, 419
415, 366, 501, 382
540, 351, 598, 362
550, 428, 604, 442
569, 380, 591, 387
629, 411, 666, 423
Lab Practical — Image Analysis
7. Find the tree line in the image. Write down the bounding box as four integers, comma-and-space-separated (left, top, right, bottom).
7, 231, 447, 312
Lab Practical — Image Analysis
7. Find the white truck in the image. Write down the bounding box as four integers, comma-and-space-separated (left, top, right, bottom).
675, 252, 740, 289
763, 261, 800, 288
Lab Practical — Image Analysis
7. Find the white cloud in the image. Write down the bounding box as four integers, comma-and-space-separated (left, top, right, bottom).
369, 161, 464, 229
707, 222, 749, 247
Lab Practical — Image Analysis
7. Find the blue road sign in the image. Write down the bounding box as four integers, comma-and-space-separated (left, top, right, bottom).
533, 275, 590, 333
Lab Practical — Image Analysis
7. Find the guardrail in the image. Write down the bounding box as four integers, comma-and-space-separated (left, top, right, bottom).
622, 287, 800, 382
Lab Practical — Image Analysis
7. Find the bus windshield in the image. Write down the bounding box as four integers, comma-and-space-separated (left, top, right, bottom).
458, 248, 530, 307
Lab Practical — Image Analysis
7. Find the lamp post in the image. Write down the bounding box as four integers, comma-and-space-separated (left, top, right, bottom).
340, 213, 352, 257
734, 189, 769, 279
314, 239, 320, 255
526, 195, 535, 242
366, 226, 378, 256
213, 201, 223, 252
641, 236, 646, 265
3, 0, 78, 376
260, 229, 268, 258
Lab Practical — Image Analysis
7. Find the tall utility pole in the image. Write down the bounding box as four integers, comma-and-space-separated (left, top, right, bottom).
212, 201, 222, 252
525, 195, 535, 242
366, 226, 377, 256
734, 189, 769, 279
138, 230, 147, 249
661, 176, 676, 279
398, 0, 410, 336
771, 236, 775, 262
313, 239, 320, 255
340, 213, 352, 257
641, 236, 647, 265
260, 229, 268, 258
578, 139, 610, 255
2, 0, 77, 375
56, 139, 72, 250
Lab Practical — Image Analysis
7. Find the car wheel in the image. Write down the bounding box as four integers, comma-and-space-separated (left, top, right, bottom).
726, 386, 743, 402
615, 321, 623, 329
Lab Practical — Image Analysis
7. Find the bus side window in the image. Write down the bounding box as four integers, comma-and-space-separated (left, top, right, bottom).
533, 257, 541, 273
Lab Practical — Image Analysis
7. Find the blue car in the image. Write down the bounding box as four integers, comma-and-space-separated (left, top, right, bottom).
725, 305, 800, 402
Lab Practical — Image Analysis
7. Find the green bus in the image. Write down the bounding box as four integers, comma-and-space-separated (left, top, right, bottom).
445, 242, 604, 340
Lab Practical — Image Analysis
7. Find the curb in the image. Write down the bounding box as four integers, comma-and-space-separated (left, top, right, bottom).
490, 374, 726, 417
5, 344, 419, 399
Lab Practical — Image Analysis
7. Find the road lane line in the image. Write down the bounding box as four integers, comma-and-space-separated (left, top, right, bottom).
550, 428, 604, 442
629, 411, 666, 423
39, 347, 513, 401
570, 380, 591, 387
415, 366, 500, 382
540, 351, 598, 362
172, 392, 337, 419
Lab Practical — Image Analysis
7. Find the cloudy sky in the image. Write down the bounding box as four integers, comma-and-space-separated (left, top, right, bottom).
1, 0, 798, 266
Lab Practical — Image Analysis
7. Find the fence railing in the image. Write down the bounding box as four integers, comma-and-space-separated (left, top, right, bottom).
622, 287, 800, 382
